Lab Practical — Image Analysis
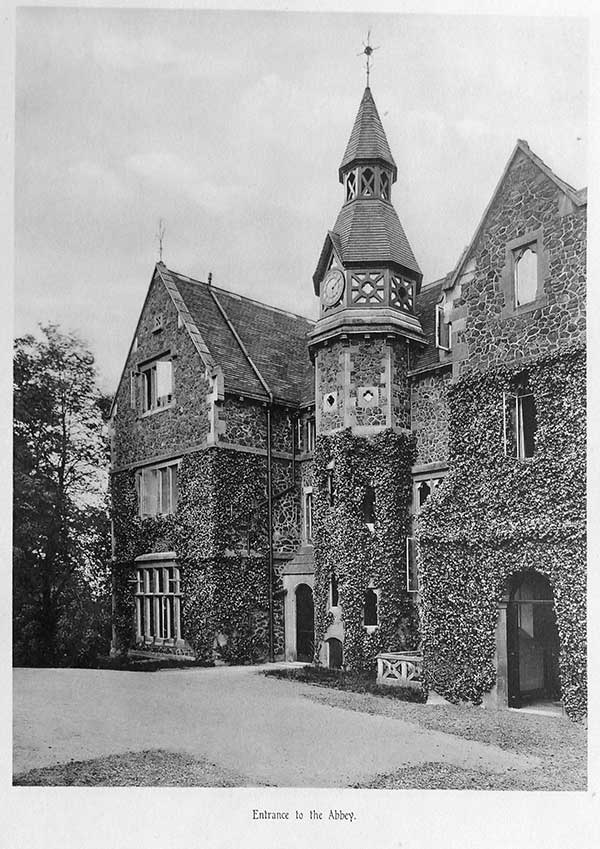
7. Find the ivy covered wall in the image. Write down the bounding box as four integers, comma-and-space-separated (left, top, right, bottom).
111, 445, 290, 663
312, 428, 418, 670
418, 348, 586, 719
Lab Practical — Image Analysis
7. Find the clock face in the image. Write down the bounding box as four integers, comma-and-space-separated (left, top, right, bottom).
322, 269, 345, 307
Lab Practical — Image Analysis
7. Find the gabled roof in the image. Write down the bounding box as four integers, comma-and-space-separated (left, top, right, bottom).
444, 139, 587, 292
168, 268, 315, 405
312, 230, 344, 293
332, 199, 421, 275
339, 86, 397, 180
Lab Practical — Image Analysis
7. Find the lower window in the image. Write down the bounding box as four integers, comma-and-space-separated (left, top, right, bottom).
135, 564, 182, 644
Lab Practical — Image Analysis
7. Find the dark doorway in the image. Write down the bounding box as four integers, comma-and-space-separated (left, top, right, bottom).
507, 572, 561, 708
327, 638, 343, 669
296, 584, 314, 662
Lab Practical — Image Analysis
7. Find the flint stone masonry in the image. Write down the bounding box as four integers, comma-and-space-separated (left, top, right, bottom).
449, 150, 586, 377
411, 371, 451, 466
316, 337, 411, 434
113, 274, 212, 467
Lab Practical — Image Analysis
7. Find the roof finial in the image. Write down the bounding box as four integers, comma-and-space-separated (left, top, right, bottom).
208, 271, 213, 286
359, 29, 379, 87
156, 218, 166, 263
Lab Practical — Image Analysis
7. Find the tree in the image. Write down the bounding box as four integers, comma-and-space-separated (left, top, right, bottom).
13, 324, 111, 666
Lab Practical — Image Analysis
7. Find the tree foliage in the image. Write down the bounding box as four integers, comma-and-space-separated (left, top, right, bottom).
13, 324, 111, 666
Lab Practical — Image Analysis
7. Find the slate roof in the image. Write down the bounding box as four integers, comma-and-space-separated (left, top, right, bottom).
339, 87, 397, 179
331, 200, 421, 275
168, 269, 315, 406
411, 278, 444, 371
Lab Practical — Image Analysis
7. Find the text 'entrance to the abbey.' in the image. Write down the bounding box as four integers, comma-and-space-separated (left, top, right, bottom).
506, 571, 561, 708
295, 584, 314, 662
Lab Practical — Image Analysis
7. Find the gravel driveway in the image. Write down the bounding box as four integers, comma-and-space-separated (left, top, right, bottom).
13, 665, 542, 787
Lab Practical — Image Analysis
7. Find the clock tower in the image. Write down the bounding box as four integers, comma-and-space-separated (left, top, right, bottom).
309, 84, 425, 434
308, 84, 425, 671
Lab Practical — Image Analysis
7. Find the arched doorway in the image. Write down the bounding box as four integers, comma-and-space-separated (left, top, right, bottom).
327, 637, 343, 669
507, 572, 561, 708
296, 584, 314, 662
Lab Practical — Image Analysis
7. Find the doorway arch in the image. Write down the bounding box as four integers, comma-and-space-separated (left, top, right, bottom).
327, 637, 343, 669
506, 571, 561, 708
295, 584, 314, 662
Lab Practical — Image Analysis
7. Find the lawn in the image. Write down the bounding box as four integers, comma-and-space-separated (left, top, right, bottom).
14, 750, 265, 787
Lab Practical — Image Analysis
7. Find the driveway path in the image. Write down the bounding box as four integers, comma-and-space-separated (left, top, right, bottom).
13, 666, 541, 786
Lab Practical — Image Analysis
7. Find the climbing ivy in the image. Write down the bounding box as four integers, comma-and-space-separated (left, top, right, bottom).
111, 447, 285, 663
418, 347, 586, 720
312, 428, 418, 671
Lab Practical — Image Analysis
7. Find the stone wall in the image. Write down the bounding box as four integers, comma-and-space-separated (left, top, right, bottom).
112, 274, 212, 468
316, 337, 410, 434
410, 371, 451, 466
317, 345, 345, 432
448, 150, 586, 377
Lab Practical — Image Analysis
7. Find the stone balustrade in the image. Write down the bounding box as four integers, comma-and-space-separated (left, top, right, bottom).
376, 651, 423, 689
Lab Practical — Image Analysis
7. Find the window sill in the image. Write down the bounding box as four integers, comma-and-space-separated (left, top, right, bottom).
502, 295, 548, 319
141, 403, 176, 418
363, 624, 379, 634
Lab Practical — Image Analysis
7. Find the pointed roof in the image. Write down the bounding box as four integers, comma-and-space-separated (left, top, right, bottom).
444, 140, 587, 292
339, 86, 397, 181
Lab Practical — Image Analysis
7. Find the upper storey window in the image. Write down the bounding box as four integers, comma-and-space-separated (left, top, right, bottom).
502, 229, 546, 317
504, 376, 537, 459
141, 356, 173, 413
360, 168, 375, 197
435, 304, 452, 351
514, 244, 538, 307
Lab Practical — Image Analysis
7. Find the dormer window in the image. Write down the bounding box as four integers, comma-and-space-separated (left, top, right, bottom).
346, 171, 357, 201
380, 171, 390, 200
435, 304, 452, 351
360, 167, 375, 197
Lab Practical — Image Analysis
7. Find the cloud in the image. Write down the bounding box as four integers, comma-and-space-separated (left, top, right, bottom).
126, 151, 244, 214
91, 31, 246, 80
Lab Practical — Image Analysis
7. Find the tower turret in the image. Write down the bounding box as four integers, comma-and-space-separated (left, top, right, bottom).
309, 85, 425, 436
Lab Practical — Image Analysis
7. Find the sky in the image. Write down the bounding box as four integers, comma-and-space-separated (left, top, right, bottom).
14, 8, 588, 393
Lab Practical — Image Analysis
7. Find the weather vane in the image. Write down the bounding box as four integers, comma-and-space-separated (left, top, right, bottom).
358, 29, 380, 87
156, 218, 166, 262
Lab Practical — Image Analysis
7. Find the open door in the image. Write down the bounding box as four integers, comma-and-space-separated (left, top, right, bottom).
507, 572, 561, 708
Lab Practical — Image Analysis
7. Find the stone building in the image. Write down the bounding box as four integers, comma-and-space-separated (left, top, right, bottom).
109, 84, 586, 717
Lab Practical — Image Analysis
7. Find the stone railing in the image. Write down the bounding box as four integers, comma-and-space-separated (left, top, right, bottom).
376, 651, 423, 689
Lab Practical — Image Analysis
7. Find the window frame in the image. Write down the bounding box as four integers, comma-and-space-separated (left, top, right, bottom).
406, 537, 419, 593
306, 417, 316, 453
303, 487, 313, 543
502, 228, 548, 316
503, 383, 537, 460
137, 459, 180, 518
134, 557, 183, 646
139, 353, 174, 415
363, 587, 380, 631
435, 303, 452, 351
